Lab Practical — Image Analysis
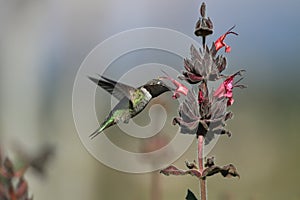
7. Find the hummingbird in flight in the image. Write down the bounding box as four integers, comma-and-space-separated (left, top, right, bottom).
88, 75, 171, 139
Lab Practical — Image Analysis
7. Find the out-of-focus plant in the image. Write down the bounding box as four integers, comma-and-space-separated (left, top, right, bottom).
159, 2, 246, 200
140, 135, 170, 200
0, 145, 54, 199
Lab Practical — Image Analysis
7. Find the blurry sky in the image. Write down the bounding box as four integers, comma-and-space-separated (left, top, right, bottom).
0, 0, 299, 199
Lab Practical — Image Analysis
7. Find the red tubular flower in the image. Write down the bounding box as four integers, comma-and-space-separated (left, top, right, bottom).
160, 71, 189, 99
214, 26, 238, 53
198, 90, 204, 104
214, 70, 246, 106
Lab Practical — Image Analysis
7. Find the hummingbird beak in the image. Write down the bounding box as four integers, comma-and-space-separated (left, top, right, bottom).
158, 77, 176, 91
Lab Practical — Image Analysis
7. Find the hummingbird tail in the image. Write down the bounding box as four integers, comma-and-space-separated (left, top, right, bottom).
89, 118, 115, 139
89, 127, 104, 139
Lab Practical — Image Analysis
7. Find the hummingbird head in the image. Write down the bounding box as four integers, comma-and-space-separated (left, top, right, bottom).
143, 79, 171, 98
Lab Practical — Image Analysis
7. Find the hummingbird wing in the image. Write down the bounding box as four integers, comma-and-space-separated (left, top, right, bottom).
88, 75, 137, 101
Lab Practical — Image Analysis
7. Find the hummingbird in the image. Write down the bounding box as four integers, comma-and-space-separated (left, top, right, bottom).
88, 75, 171, 139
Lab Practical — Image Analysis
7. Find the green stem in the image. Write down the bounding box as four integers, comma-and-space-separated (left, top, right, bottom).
198, 135, 207, 200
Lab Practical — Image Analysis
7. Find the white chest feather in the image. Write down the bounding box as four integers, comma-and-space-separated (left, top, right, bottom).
141, 87, 152, 101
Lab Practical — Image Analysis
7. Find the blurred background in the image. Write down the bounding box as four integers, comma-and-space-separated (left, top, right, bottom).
0, 0, 299, 199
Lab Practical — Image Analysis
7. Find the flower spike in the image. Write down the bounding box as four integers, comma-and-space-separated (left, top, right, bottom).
160, 3, 246, 199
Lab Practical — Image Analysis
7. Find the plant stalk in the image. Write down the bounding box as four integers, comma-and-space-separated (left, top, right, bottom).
198, 135, 207, 200
151, 171, 162, 200
202, 36, 206, 49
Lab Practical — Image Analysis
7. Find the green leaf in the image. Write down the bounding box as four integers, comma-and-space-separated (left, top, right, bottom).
186, 189, 198, 200
201, 158, 240, 179
220, 164, 240, 178
160, 165, 201, 178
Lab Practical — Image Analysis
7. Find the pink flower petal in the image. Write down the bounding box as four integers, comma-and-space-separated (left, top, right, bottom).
225, 45, 231, 53
198, 90, 204, 104
227, 98, 234, 106
214, 26, 238, 53
160, 76, 188, 99
214, 73, 240, 106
